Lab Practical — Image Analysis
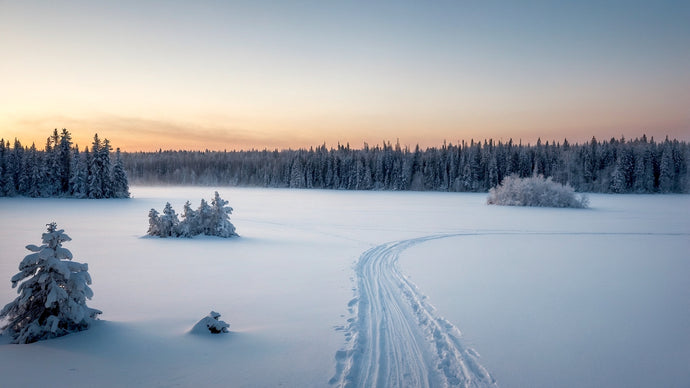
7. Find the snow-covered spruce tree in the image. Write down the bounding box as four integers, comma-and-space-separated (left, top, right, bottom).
159, 202, 181, 237
147, 208, 162, 237
0, 223, 101, 344
196, 198, 214, 235
487, 175, 589, 208
178, 200, 199, 237
209, 191, 238, 237
111, 148, 130, 198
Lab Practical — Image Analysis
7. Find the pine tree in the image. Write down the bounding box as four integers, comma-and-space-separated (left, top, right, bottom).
58, 129, 73, 194
159, 202, 180, 237
72, 146, 91, 198
659, 142, 675, 193
0, 139, 6, 196
0, 223, 101, 344
111, 148, 130, 198
197, 199, 214, 235
178, 200, 199, 237
100, 139, 113, 198
210, 191, 238, 237
147, 209, 162, 237
88, 135, 104, 198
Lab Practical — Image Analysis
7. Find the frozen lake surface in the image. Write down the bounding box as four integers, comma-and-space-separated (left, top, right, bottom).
0, 187, 688, 387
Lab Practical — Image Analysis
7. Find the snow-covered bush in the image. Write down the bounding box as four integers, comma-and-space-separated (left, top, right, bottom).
0, 223, 101, 344
147, 192, 238, 238
487, 175, 589, 208
191, 311, 230, 334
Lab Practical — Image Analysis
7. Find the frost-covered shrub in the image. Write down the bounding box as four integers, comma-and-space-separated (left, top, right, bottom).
191, 311, 230, 334
147, 192, 238, 238
487, 175, 589, 208
0, 223, 101, 344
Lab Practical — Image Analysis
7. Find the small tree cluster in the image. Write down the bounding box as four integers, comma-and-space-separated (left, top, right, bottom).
0, 129, 129, 198
148, 191, 238, 238
0, 223, 101, 344
487, 175, 589, 208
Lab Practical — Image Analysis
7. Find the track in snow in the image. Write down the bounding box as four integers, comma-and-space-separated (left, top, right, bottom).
330, 234, 497, 388
329, 231, 688, 387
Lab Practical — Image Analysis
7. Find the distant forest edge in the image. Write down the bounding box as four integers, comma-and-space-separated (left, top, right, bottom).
0, 129, 129, 198
122, 136, 689, 194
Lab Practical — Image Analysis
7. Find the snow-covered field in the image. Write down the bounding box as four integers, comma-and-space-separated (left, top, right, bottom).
0, 187, 688, 387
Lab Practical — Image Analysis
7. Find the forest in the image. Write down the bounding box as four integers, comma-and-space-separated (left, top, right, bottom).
122, 135, 689, 194
0, 129, 129, 198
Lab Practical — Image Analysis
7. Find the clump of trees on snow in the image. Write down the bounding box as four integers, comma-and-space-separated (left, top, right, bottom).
487, 175, 589, 208
148, 191, 238, 238
0, 223, 101, 344
122, 135, 689, 194
0, 129, 129, 198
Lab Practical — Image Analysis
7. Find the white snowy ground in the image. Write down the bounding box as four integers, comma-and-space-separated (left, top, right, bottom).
0, 187, 688, 387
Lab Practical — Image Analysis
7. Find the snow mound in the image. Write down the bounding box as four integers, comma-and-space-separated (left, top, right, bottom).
190, 311, 230, 334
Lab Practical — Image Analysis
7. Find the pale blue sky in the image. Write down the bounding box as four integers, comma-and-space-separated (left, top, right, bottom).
1, 1, 688, 150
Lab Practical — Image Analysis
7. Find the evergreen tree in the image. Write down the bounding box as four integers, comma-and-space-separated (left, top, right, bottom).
99, 138, 113, 198
210, 191, 238, 237
73, 147, 91, 198
58, 129, 73, 194
0, 223, 101, 344
659, 143, 675, 193
197, 199, 214, 235
88, 135, 104, 198
178, 200, 199, 237
111, 148, 130, 198
159, 202, 180, 237
0, 139, 6, 196
147, 209, 162, 237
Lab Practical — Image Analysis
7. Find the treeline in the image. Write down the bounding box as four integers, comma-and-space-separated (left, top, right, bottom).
123, 135, 689, 193
0, 129, 130, 198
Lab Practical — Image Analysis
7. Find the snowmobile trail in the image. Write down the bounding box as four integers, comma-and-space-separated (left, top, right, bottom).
330, 230, 688, 387
330, 234, 497, 388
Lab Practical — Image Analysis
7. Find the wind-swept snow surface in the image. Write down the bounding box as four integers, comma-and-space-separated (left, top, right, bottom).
0, 188, 688, 387
332, 235, 496, 388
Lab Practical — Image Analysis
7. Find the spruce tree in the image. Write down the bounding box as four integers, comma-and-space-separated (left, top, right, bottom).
58, 129, 73, 194
147, 209, 162, 237
210, 191, 238, 237
88, 135, 104, 198
0, 223, 101, 344
111, 148, 130, 198
178, 200, 199, 237
159, 202, 180, 237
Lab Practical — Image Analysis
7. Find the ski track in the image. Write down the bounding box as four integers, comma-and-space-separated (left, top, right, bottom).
329, 230, 689, 388
330, 234, 497, 388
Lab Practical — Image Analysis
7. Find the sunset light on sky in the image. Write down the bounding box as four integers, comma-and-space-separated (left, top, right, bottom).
1, 1, 688, 151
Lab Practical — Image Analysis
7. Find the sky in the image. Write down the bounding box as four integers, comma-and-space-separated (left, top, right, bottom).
1, 0, 689, 151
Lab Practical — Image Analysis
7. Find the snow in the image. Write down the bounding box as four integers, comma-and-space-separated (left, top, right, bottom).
0, 187, 688, 387
190, 311, 230, 334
